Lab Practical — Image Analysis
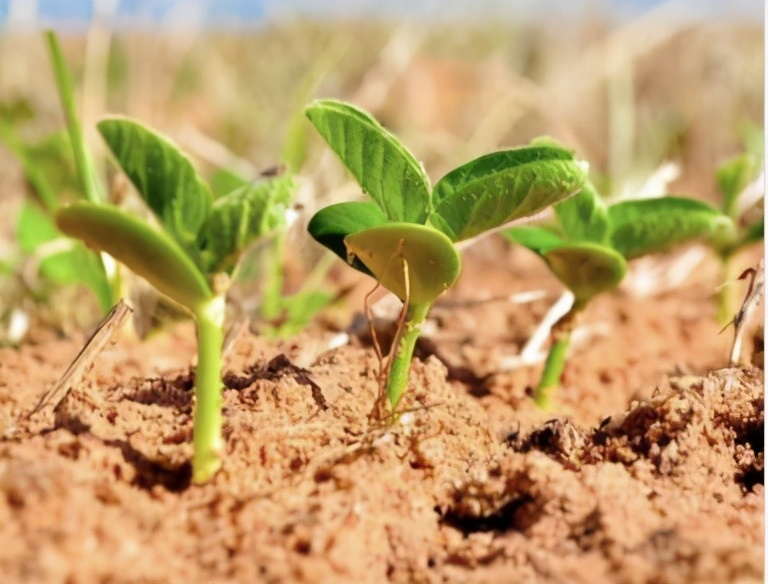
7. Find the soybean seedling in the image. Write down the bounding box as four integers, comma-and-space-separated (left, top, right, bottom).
505, 180, 735, 409
56, 118, 294, 483
305, 99, 589, 414
709, 143, 764, 322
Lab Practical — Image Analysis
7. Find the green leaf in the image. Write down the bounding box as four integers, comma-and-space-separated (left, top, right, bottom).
0, 123, 78, 211
97, 117, 212, 265
200, 175, 295, 274
268, 290, 337, 338
209, 167, 249, 199
18, 200, 112, 312
305, 99, 430, 223
344, 223, 461, 305
608, 197, 736, 260
431, 145, 588, 242
543, 243, 627, 305
17, 200, 61, 252
554, 181, 609, 244
716, 153, 758, 219
307, 201, 389, 275
56, 202, 212, 312
503, 225, 564, 255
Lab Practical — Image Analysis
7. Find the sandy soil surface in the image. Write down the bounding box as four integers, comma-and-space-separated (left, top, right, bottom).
0, 240, 763, 583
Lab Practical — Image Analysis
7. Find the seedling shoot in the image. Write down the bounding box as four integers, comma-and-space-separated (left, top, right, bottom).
57, 118, 294, 482
506, 179, 735, 408
305, 99, 590, 413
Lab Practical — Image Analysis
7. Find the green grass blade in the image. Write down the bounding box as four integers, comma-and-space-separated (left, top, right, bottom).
56, 202, 212, 312
305, 99, 431, 223
97, 117, 212, 266
608, 197, 736, 260
45, 30, 102, 204
345, 223, 461, 305
432, 145, 588, 242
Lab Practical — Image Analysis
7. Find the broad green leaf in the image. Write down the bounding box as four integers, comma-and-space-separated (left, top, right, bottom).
97, 117, 212, 265
210, 167, 249, 199
503, 225, 564, 255
18, 201, 112, 312
200, 175, 294, 274
431, 145, 588, 242
716, 153, 758, 220
543, 243, 627, 305
554, 181, 609, 244
345, 223, 461, 305
307, 201, 389, 275
305, 99, 430, 223
56, 202, 212, 312
608, 197, 736, 260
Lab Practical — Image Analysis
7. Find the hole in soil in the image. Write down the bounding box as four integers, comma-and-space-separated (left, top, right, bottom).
122, 375, 195, 408
224, 355, 328, 410
733, 404, 764, 491
439, 496, 532, 535
105, 439, 191, 492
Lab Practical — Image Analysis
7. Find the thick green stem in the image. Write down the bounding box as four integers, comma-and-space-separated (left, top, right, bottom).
533, 334, 571, 410
192, 295, 226, 483
386, 303, 431, 410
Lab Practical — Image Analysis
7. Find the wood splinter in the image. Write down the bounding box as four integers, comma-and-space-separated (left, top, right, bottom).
27, 299, 133, 420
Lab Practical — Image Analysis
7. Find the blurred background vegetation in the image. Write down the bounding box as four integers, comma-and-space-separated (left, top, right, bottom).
0, 1, 763, 339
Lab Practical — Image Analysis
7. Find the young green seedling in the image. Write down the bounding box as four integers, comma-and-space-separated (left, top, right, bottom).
305, 99, 589, 413
56, 117, 294, 482
709, 147, 764, 322
505, 181, 735, 409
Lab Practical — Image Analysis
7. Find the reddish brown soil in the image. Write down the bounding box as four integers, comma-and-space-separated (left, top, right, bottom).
0, 241, 763, 583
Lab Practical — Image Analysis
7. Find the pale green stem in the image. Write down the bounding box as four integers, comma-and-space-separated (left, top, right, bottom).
533, 334, 571, 410
533, 303, 583, 410
260, 233, 285, 321
386, 303, 430, 410
192, 295, 226, 483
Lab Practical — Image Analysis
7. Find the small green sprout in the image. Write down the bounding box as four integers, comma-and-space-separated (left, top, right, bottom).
710, 144, 764, 322
505, 181, 735, 409
306, 99, 589, 413
56, 117, 294, 483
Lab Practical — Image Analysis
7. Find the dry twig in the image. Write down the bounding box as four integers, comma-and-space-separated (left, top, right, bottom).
27, 300, 133, 420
